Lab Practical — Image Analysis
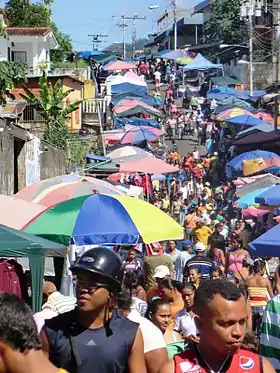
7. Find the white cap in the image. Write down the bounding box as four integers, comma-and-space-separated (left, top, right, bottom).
194, 242, 206, 252
205, 182, 210, 187
153, 265, 170, 279
213, 152, 218, 156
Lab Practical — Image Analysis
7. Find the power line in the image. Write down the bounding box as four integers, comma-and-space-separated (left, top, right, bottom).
118, 15, 147, 59
88, 34, 108, 51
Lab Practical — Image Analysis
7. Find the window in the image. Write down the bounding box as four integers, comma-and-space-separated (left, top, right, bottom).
11, 51, 27, 63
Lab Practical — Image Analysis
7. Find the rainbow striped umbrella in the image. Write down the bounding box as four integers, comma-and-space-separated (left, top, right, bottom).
24, 194, 184, 246
15, 174, 124, 207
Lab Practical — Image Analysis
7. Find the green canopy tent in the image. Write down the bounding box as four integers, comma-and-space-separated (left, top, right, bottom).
0, 224, 66, 312
211, 76, 241, 86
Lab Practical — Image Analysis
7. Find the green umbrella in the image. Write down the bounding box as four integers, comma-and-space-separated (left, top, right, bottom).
0, 224, 66, 312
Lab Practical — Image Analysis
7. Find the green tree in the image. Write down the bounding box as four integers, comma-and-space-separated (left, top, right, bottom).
19, 71, 81, 149
204, 0, 247, 44
50, 22, 73, 64
5, 0, 51, 27
0, 61, 27, 103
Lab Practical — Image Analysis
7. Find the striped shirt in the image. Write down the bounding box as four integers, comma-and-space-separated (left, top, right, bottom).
42, 291, 76, 314
183, 255, 214, 280
260, 294, 280, 372
122, 259, 142, 273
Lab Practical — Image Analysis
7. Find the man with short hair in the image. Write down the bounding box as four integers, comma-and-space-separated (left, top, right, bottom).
159, 280, 275, 373
183, 242, 214, 281
174, 240, 193, 283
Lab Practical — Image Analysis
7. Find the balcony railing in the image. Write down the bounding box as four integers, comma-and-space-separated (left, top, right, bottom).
83, 98, 107, 114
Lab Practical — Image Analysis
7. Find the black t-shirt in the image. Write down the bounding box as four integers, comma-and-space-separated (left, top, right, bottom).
208, 232, 225, 251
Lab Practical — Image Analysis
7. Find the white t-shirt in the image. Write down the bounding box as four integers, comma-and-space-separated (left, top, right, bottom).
174, 309, 197, 338
193, 151, 199, 160
127, 309, 166, 353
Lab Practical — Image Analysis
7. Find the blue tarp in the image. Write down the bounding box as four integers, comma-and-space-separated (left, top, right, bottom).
111, 83, 147, 95
76, 51, 105, 59
226, 115, 268, 127
235, 187, 270, 209
255, 185, 280, 205
183, 53, 222, 71
249, 224, 280, 256
226, 150, 280, 178
236, 123, 273, 139
115, 117, 160, 129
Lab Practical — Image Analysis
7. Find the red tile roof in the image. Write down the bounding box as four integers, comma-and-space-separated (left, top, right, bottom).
5, 27, 52, 36
11, 88, 41, 100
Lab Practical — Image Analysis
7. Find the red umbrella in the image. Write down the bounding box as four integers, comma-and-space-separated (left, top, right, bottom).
120, 157, 179, 174
254, 112, 273, 122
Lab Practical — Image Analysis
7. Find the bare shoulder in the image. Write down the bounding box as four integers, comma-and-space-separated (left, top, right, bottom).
159, 358, 174, 373
262, 357, 276, 373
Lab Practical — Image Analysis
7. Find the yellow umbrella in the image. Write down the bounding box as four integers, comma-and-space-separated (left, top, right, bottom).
216, 108, 254, 121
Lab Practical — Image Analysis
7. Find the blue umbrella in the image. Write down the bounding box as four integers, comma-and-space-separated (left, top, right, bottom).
249, 224, 280, 256
255, 185, 280, 205
235, 187, 270, 209
226, 151, 280, 178
226, 115, 268, 127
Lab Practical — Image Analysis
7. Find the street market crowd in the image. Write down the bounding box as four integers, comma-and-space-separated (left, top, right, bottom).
1, 62, 280, 373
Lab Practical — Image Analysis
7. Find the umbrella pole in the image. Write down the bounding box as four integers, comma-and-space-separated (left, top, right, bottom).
146, 173, 149, 202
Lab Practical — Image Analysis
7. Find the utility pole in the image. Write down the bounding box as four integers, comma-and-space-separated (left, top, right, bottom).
115, 16, 128, 58
88, 34, 108, 51
249, 13, 253, 97
171, 0, 177, 50
117, 15, 146, 59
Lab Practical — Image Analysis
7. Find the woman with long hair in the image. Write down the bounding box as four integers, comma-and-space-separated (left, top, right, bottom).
174, 284, 198, 343
225, 236, 250, 277
246, 259, 273, 336
146, 298, 184, 359
158, 278, 184, 329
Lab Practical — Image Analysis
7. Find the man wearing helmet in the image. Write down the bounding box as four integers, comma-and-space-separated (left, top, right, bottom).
41, 247, 146, 373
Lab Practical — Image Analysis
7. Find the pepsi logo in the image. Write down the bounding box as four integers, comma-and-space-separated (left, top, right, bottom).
179, 359, 202, 372
239, 356, 255, 370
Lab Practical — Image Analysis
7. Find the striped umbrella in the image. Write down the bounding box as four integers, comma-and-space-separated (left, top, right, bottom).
15, 174, 124, 207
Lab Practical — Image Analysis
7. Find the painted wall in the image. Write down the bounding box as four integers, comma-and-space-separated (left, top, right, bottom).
62, 77, 83, 131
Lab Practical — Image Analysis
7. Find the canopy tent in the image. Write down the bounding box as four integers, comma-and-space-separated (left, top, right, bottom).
120, 157, 179, 174
235, 174, 280, 198
93, 54, 117, 64
0, 224, 66, 312
211, 76, 241, 86
226, 150, 280, 178
113, 100, 161, 117
255, 185, 280, 205
103, 60, 136, 71
226, 115, 268, 127
233, 131, 280, 146
76, 50, 106, 59
214, 100, 253, 114
111, 82, 147, 95
235, 123, 273, 139
249, 224, 280, 256
109, 74, 147, 88
243, 157, 280, 176
124, 71, 147, 85
111, 93, 157, 107
161, 49, 187, 60
115, 116, 160, 129
182, 53, 222, 71
235, 187, 270, 209
207, 87, 237, 101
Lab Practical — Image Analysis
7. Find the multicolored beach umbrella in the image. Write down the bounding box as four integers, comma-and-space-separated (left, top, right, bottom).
24, 194, 184, 246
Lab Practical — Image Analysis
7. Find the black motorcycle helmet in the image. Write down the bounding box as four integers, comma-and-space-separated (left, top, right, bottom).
70, 247, 123, 292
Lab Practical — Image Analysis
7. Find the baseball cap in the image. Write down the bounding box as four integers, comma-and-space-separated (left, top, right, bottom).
153, 265, 170, 279
182, 239, 192, 247
194, 242, 206, 252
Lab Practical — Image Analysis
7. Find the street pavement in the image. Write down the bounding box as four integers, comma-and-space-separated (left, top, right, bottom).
165, 136, 206, 157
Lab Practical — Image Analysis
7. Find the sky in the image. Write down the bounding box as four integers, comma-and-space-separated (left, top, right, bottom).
50, 0, 201, 51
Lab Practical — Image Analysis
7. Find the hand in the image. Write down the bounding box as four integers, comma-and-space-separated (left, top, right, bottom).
0, 341, 58, 373
185, 334, 200, 344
